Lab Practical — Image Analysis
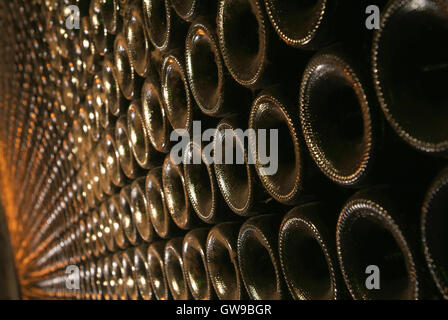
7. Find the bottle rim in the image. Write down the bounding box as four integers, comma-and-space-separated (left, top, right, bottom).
185, 21, 225, 116
183, 141, 220, 223
336, 196, 419, 300
421, 167, 448, 299
206, 223, 243, 300
146, 167, 172, 239
249, 94, 302, 204
237, 218, 283, 299
162, 155, 192, 230
279, 204, 338, 300
263, 0, 327, 48
217, 0, 268, 88
300, 52, 374, 187
182, 229, 214, 300
161, 54, 193, 131
372, 0, 448, 155
148, 242, 170, 300
164, 238, 191, 299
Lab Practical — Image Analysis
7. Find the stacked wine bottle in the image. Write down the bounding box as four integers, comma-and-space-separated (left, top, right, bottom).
0, 0, 447, 300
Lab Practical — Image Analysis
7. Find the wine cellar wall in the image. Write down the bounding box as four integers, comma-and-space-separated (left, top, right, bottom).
0, 0, 447, 300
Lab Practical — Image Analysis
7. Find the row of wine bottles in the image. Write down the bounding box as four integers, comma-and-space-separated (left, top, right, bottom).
29, 171, 448, 300
73, 0, 448, 158
101, 0, 448, 156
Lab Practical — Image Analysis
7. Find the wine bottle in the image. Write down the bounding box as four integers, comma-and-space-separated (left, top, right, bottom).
111, 252, 127, 300
94, 258, 106, 300
206, 222, 246, 300
88, 153, 105, 205
85, 89, 102, 144
300, 47, 381, 187
79, 260, 94, 301
102, 130, 126, 192
183, 140, 229, 224
337, 187, 438, 299
124, 2, 152, 77
130, 176, 155, 243
142, 0, 188, 51
237, 214, 287, 300
147, 241, 171, 300
185, 18, 249, 117
118, 185, 139, 246
79, 17, 100, 75
108, 194, 128, 250
80, 262, 92, 300
421, 167, 448, 299
79, 62, 95, 94
102, 56, 127, 117
372, 0, 448, 156
89, 260, 99, 300
127, 99, 162, 169
97, 141, 115, 197
141, 76, 171, 153
249, 87, 321, 205
89, 0, 114, 56
91, 209, 107, 257
78, 219, 93, 260
217, 0, 303, 88
172, 0, 218, 22
107, 256, 120, 300
100, 0, 122, 35
279, 202, 345, 300
79, 263, 90, 300
164, 237, 191, 300
214, 115, 270, 216
134, 245, 154, 300
162, 154, 201, 230
161, 51, 194, 131
93, 70, 111, 130
102, 256, 114, 300
75, 171, 89, 219
61, 67, 79, 123
115, 115, 140, 179
264, 0, 329, 49
146, 167, 179, 239
73, 108, 93, 165
121, 249, 139, 300
56, 10, 75, 60
114, 33, 141, 101
183, 228, 215, 300
99, 201, 116, 252
73, 223, 84, 264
